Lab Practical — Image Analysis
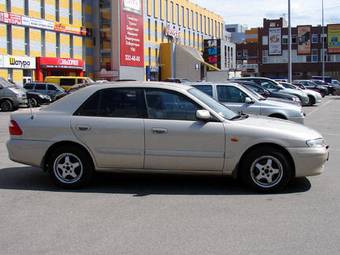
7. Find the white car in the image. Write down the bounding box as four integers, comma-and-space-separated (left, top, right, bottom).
280, 82, 322, 105
7, 82, 329, 192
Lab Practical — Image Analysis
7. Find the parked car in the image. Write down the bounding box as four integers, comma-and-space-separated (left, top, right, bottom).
293, 80, 328, 97
163, 78, 191, 83
45, 76, 94, 91
233, 77, 310, 106
190, 82, 305, 124
0, 78, 27, 111
24, 82, 66, 101
310, 80, 335, 95
235, 80, 301, 106
7, 82, 329, 192
279, 82, 322, 106
331, 79, 340, 86
26, 91, 52, 107
331, 80, 340, 95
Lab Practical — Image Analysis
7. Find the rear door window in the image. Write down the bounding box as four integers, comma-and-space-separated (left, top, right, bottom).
217, 86, 247, 103
60, 79, 76, 86
194, 85, 213, 97
48, 84, 57, 91
35, 84, 46, 90
24, 84, 33, 90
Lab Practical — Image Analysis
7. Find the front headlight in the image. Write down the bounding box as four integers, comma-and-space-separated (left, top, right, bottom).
38, 94, 45, 99
306, 138, 326, 148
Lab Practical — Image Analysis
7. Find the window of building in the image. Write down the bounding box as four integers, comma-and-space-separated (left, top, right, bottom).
69, 0, 73, 24
237, 51, 242, 58
155, 48, 158, 64
262, 36, 268, 45
188, 31, 191, 46
24, 0, 29, 16
7, 25, 12, 55
196, 12, 198, 31
200, 14, 202, 33
56, 33, 60, 57
312, 49, 318, 62
165, 0, 168, 21
170, 1, 174, 23
204, 16, 206, 34
292, 35, 297, 44
312, 34, 318, 44
208, 18, 210, 35
56, 0, 60, 22
70, 35, 74, 58
148, 19, 151, 40
193, 32, 195, 47
184, 29, 186, 45
41, 30, 46, 56
176, 4, 179, 24
145, 89, 200, 121
41, 0, 45, 19
155, 21, 158, 42
25, 28, 30, 56
282, 35, 288, 44
243, 49, 248, 58
148, 47, 151, 66
191, 10, 194, 30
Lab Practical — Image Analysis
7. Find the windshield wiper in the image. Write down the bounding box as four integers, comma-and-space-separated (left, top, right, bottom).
230, 113, 249, 121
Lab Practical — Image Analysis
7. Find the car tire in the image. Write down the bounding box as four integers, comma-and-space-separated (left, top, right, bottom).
240, 147, 293, 193
0, 100, 14, 112
47, 145, 94, 188
28, 98, 38, 107
308, 96, 316, 106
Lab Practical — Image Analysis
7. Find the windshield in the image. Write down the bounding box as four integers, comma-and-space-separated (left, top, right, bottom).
281, 82, 297, 89
0, 78, 15, 88
188, 88, 238, 120
240, 85, 266, 100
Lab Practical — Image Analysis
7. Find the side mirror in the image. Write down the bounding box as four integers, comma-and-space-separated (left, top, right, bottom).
196, 110, 212, 121
245, 97, 254, 104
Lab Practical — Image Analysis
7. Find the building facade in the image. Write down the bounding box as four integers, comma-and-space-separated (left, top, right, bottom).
0, 0, 87, 85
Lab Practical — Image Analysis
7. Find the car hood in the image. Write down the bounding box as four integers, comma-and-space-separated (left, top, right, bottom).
230, 115, 322, 143
281, 88, 307, 97
304, 89, 320, 97
259, 99, 302, 110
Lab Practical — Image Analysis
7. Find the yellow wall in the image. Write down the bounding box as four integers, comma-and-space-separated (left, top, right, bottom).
29, 28, 41, 56
45, 0, 56, 21
29, 0, 41, 18
60, 33, 70, 58
73, 35, 82, 59
59, 0, 70, 24
46, 31, 57, 57
13, 70, 23, 84
0, 69, 7, 80
0, 24, 6, 55
12, 26, 25, 56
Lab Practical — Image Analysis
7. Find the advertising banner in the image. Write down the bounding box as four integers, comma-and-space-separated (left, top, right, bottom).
328, 24, 340, 54
120, 0, 144, 67
37, 57, 84, 69
1, 55, 36, 69
203, 39, 221, 69
268, 27, 282, 56
297, 26, 311, 55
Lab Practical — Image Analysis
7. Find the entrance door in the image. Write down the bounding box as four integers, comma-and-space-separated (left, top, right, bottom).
144, 88, 226, 171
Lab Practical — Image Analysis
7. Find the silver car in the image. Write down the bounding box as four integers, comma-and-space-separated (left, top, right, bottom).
191, 82, 305, 124
7, 82, 329, 192
280, 82, 322, 105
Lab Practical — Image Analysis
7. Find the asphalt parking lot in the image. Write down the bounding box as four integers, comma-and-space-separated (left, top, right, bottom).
0, 97, 339, 255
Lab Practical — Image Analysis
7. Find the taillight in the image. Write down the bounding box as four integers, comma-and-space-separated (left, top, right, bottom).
9, 120, 23, 136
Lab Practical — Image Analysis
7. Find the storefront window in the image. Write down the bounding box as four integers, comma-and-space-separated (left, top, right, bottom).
100, 0, 112, 71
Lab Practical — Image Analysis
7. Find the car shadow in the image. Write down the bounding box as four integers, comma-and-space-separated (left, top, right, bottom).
0, 167, 311, 196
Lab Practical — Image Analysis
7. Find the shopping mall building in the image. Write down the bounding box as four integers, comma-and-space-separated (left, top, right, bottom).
0, 0, 225, 84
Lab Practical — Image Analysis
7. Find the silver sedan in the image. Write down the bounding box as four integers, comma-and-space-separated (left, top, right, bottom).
190, 82, 305, 124
7, 82, 329, 192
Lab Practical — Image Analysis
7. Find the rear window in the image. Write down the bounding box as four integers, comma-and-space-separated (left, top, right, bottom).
48, 85, 57, 91
24, 84, 33, 89
60, 79, 76, 86
194, 85, 213, 97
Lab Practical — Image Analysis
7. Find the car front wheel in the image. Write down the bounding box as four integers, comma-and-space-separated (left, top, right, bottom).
240, 147, 293, 193
47, 145, 94, 188
0, 100, 14, 112
28, 98, 39, 107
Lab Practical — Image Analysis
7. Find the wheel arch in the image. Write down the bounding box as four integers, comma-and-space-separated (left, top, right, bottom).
41, 140, 95, 171
268, 113, 288, 119
233, 143, 295, 179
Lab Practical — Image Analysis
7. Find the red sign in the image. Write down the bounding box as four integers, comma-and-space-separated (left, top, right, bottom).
120, 0, 144, 67
37, 57, 84, 70
0, 12, 23, 25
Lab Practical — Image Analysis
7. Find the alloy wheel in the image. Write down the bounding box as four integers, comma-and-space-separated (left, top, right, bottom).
53, 153, 83, 184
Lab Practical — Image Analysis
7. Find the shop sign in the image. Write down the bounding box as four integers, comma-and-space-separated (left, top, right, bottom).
164, 25, 181, 39
268, 27, 282, 56
328, 24, 340, 54
120, 0, 144, 67
203, 39, 221, 69
38, 57, 83, 70
0, 11, 83, 35
297, 26, 311, 55
1, 55, 36, 69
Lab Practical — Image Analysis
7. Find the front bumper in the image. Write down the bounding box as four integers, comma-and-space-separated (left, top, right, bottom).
287, 145, 329, 177
288, 116, 305, 124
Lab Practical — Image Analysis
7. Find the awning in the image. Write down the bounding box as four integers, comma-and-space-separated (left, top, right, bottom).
177, 44, 220, 71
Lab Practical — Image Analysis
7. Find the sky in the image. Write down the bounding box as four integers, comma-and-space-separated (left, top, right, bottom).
191, 0, 340, 28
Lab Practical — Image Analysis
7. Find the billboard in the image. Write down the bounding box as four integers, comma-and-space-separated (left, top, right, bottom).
268, 27, 282, 56
120, 0, 144, 67
297, 26, 311, 55
328, 24, 340, 54
203, 39, 221, 69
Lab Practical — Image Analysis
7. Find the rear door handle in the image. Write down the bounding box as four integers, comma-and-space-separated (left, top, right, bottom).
77, 125, 91, 131
152, 128, 168, 134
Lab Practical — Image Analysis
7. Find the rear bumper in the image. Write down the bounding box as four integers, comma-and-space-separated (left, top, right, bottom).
7, 139, 52, 167
287, 146, 329, 177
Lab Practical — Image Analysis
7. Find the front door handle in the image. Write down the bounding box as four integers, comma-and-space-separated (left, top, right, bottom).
152, 128, 168, 134
77, 125, 91, 131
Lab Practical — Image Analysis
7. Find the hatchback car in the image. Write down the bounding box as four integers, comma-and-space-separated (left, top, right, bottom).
7, 82, 329, 192
190, 82, 305, 124
24, 82, 66, 101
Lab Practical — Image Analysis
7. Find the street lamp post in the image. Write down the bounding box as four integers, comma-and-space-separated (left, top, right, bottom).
321, 0, 325, 80
288, 0, 292, 82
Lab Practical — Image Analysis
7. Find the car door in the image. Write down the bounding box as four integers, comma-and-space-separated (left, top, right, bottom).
144, 88, 225, 171
216, 85, 260, 115
71, 87, 146, 169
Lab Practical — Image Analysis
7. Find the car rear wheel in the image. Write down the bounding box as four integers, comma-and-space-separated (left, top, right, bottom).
308, 95, 316, 106
0, 100, 14, 112
47, 145, 94, 188
28, 98, 39, 107
240, 147, 293, 193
